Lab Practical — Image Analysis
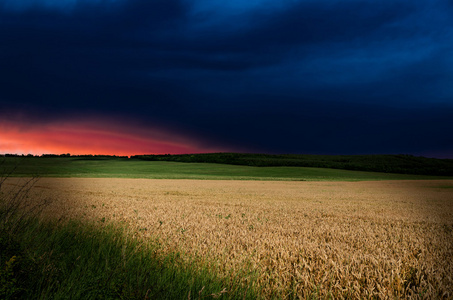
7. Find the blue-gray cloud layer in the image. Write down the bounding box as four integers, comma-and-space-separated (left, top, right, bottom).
1, 0, 452, 157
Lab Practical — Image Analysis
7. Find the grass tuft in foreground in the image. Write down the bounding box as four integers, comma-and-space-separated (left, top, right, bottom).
0, 217, 260, 300
0, 164, 260, 300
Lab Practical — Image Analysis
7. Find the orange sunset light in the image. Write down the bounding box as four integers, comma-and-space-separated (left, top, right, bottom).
0, 118, 212, 156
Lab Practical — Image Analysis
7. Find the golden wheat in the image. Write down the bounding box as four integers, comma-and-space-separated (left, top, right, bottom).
5, 178, 452, 299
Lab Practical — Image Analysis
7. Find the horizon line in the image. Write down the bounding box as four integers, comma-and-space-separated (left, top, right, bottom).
1, 152, 451, 160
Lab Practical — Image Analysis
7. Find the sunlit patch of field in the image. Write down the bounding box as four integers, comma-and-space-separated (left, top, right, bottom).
6, 178, 453, 299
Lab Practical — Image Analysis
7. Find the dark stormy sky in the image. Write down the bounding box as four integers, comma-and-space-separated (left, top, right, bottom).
1, 0, 452, 157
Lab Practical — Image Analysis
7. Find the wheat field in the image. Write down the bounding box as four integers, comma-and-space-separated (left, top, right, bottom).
7, 178, 453, 299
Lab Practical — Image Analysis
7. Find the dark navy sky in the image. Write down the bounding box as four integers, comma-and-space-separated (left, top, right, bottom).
1, 0, 452, 157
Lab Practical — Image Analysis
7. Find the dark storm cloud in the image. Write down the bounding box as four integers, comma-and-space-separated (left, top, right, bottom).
210, 1, 414, 50
0, 0, 452, 156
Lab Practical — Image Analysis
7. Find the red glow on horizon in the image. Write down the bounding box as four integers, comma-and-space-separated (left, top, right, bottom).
0, 117, 224, 156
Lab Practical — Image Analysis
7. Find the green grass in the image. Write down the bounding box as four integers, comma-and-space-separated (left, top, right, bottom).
1, 217, 260, 300
3, 157, 452, 181
436, 185, 453, 189
133, 153, 453, 176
